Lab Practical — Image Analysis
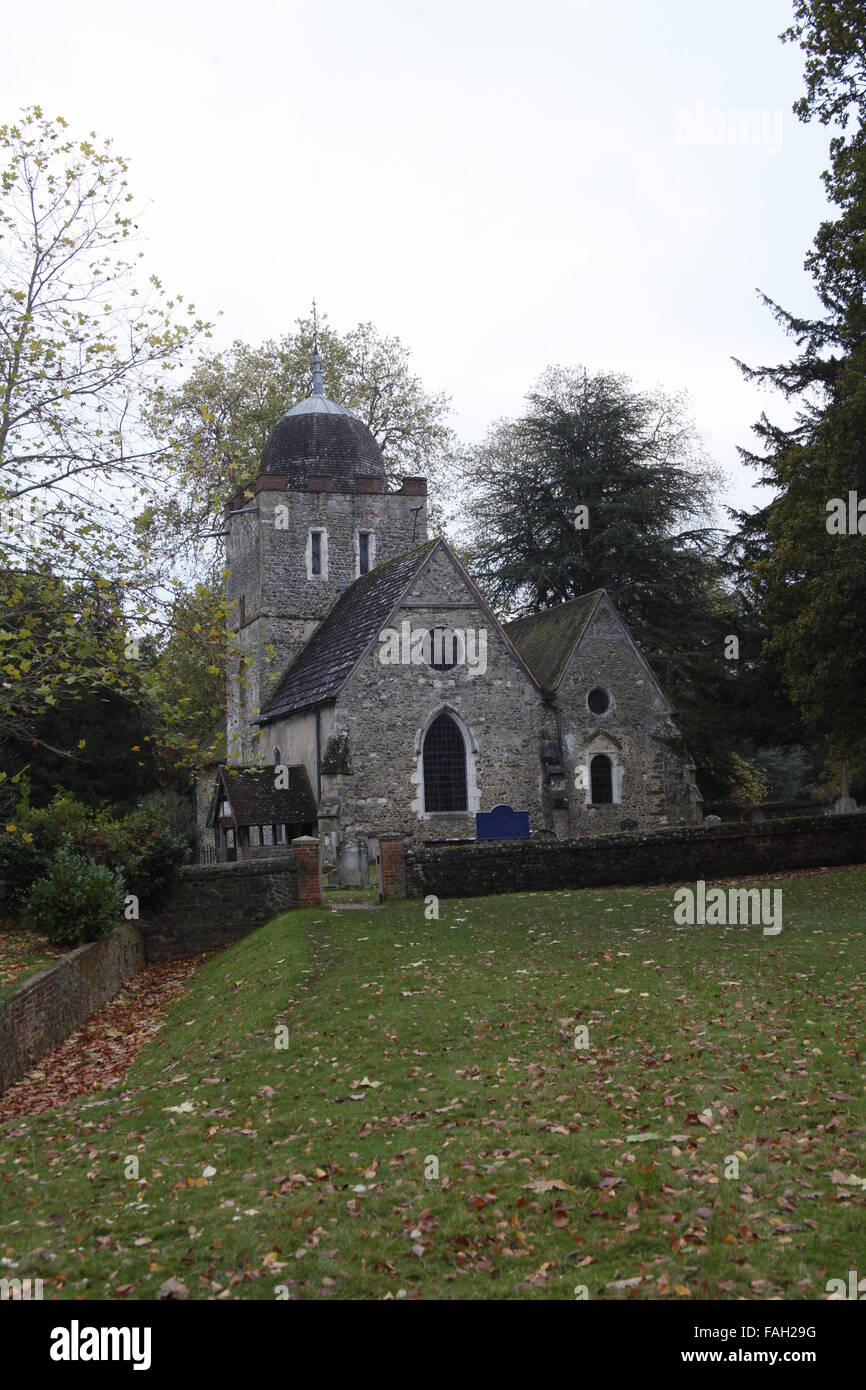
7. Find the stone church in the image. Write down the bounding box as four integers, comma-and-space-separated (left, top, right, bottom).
201, 348, 701, 865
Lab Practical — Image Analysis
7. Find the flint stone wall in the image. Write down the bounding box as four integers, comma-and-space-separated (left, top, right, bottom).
140, 854, 300, 962
404, 813, 866, 899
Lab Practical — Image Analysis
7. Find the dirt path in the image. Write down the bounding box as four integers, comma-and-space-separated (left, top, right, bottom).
0, 953, 211, 1122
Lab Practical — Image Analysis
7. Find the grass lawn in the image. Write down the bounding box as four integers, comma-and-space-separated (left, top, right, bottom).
0, 922, 64, 1003
0, 867, 864, 1300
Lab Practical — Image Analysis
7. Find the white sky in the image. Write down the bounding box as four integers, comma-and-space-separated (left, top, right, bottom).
5, 0, 832, 520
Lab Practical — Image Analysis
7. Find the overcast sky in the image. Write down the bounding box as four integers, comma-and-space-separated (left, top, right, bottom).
6, 0, 832, 519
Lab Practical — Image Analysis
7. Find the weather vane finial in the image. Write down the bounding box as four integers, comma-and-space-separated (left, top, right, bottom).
311, 297, 323, 396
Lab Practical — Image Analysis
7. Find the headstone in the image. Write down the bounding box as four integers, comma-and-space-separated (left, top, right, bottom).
476, 805, 530, 841
833, 796, 858, 814
337, 838, 368, 887
704, 814, 722, 826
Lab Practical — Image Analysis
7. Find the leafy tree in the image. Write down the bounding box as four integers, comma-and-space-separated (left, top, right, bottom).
141, 581, 227, 765
0, 106, 210, 583
0, 107, 217, 784
733, 0, 866, 792
463, 366, 749, 794
0, 568, 181, 814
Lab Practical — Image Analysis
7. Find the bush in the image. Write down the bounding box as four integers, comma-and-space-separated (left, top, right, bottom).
25, 845, 126, 946
0, 834, 49, 911
97, 791, 193, 903
21, 789, 94, 854
8, 787, 193, 930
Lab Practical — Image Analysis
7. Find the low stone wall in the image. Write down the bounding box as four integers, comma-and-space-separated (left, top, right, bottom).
140, 850, 311, 962
403, 813, 866, 900
0, 923, 144, 1095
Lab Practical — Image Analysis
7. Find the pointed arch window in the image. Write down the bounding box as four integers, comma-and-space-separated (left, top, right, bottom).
423, 712, 467, 812
590, 754, 613, 805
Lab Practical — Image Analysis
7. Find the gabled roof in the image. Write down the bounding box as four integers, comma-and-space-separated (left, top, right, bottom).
502, 591, 604, 691
207, 764, 317, 827
258, 540, 438, 723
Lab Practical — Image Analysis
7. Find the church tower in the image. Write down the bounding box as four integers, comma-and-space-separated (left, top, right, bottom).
224, 344, 428, 764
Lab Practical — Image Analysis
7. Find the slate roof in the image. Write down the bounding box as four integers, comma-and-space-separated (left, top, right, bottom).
258, 540, 438, 724
259, 409, 386, 489
502, 591, 604, 691
208, 764, 317, 827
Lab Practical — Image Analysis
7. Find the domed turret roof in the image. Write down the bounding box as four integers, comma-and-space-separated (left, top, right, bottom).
259, 348, 386, 488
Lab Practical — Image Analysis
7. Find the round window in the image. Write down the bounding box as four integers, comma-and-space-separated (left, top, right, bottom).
587, 686, 610, 715
424, 626, 463, 671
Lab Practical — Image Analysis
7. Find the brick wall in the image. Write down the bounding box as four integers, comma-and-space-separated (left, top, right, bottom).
403, 813, 866, 900
140, 847, 313, 962
293, 837, 322, 907
0, 924, 144, 1095
379, 834, 407, 900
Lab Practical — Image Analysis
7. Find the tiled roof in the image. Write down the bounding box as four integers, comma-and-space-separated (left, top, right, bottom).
209, 764, 317, 827
258, 540, 438, 723
259, 410, 385, 488
502, 591, 604, 691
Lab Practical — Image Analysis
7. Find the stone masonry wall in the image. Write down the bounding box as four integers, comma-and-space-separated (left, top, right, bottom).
0, 924, 144, 1095
226, 480, 426, 765
140, 853, 302, 962
403, 813, 866, 900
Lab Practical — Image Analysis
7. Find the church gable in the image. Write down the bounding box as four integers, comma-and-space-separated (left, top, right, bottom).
553, 593, 693, 830
320, 538, 549, 848
563, 594, 673, 715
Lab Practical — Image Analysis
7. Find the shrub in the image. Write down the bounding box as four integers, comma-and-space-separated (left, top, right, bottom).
25, 845, 126, 946
20, 789, 94, 853
98, 791, 193, 902
0, 834, 49, 911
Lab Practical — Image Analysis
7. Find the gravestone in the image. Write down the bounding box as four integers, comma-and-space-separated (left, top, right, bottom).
337, 838, 368, 888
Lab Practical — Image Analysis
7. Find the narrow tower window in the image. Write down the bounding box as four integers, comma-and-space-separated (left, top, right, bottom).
358, 531, 370, 574
311, 530, 322, 576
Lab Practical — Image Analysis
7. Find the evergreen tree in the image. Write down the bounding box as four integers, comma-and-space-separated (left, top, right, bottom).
464, 365, 750, 797
733, 0, 866, 791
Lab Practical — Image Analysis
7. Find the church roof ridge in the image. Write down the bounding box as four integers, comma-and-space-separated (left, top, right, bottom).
502, 590, 606, 691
